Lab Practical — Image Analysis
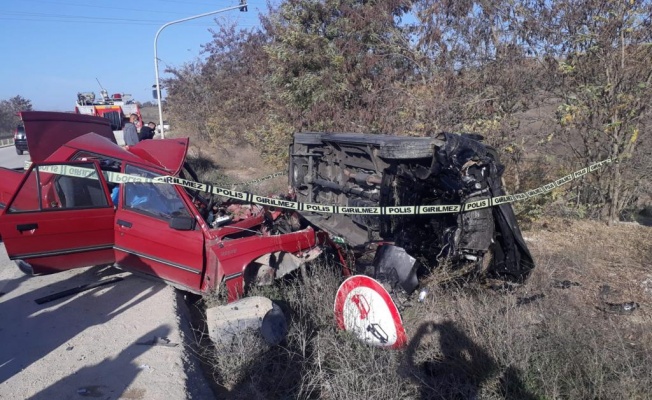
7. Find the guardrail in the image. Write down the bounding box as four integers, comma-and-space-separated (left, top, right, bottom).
0, 138, 15, 148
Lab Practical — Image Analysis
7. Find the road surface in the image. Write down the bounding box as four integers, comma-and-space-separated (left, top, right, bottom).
0, 143, 29, 170
0, 144, 212, 399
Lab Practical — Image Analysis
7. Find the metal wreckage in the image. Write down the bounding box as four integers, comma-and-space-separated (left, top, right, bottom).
288, 132, 535, 295
0, 112, 534, 346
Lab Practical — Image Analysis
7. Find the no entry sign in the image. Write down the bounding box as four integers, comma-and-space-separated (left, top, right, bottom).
334, 275, 407, 349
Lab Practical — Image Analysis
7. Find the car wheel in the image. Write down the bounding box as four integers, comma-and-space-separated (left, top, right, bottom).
16, 148, 23, 155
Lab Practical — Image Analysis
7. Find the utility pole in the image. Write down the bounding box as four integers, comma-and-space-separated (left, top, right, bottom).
154, 2, 247, 139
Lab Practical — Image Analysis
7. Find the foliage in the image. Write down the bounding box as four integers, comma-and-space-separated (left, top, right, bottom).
0, 95, 33, 135
541, 0, 652, 222
163, 0, 652, 221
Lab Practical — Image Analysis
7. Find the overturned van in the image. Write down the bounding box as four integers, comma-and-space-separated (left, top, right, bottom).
289, 132, 535, 293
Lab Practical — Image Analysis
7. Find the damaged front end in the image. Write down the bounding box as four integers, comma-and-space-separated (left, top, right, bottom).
289, 132, 535, 294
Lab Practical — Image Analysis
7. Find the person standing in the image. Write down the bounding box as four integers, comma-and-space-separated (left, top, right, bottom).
139, 121, 156, 141
123, 113, 139, 148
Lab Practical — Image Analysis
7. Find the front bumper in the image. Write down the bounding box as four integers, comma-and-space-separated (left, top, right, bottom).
14, 139, 28, 151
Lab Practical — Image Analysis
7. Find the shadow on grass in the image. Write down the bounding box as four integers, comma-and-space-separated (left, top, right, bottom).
186, 154, 220, 174
406, 320, 537, 400
185, 154, 232, 186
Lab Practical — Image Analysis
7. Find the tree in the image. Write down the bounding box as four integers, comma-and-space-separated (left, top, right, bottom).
541, 0, 652, 221
161, 0, 651, 220
264, 0, 415, 134
0, 95, 33, 134
164, 22, 273, 150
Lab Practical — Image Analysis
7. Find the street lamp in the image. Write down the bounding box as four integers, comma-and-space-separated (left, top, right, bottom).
154, 2, 247, 139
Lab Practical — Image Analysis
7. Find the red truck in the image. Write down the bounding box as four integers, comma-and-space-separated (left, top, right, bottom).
0, 112, 331, 301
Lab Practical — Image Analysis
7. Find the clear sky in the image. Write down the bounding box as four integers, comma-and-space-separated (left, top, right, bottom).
0, 0, 273, 111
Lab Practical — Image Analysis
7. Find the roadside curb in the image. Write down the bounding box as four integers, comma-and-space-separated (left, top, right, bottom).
0, 138, 15, 148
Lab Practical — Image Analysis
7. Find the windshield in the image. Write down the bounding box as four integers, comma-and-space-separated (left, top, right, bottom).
123, 164, 191, 220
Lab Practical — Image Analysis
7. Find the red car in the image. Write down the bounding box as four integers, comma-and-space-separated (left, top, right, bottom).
0, 112, 330, 301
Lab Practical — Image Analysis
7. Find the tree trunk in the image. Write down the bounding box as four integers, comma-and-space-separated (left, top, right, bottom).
608, 162, 621, 225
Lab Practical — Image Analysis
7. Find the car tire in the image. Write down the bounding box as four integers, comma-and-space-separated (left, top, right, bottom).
16, 148, 23, 155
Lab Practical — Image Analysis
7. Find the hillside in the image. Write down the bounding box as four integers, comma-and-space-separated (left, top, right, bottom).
179, 139, 652, 399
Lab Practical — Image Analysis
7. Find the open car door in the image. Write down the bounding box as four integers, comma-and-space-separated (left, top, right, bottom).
112, 163, 205, 292
0, 161, 115, 274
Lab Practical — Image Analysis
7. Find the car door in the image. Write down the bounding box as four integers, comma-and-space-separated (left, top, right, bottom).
113, 164, 205, 292
0, 161, 115, 274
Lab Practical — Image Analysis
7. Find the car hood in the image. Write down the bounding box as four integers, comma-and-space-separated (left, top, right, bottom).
21, 111, 115, 162
130, 137, 189, 176
21, 111, 189, 175
63, 135, 190, 175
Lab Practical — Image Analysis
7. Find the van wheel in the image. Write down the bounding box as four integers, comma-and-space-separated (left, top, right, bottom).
15, 148, 23, 155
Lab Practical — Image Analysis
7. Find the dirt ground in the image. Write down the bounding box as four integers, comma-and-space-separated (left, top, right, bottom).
0, 245, 213, 400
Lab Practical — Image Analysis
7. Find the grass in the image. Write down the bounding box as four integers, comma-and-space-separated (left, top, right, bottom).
186, 218, 652, 399
185, 141, 289, 197
184, 142, 652, 399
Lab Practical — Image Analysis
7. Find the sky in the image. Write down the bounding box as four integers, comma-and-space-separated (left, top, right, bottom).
0, 0, 275, 111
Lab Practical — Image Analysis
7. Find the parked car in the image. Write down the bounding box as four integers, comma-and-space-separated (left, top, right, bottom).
157, 121, 170, 133
0, 111, 332, 302
14, 124, 27, 155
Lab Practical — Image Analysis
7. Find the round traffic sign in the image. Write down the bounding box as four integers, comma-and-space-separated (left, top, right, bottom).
334, 275, 407, 349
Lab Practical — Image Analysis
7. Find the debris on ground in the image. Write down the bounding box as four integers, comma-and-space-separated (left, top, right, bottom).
136, 336, 179, 347
597, 284, 640, 315
551, 279, 581, 289
34, 277, 124, 305
516, 293, 546, 307
206, 296, 287, 346
598, 301, 640, 315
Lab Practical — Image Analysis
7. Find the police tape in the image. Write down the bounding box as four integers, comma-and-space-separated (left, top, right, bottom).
37, 158, 612, 215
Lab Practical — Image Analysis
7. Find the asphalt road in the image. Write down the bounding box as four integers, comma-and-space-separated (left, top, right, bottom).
0, 143, 29, 170
0, 144, 212, 399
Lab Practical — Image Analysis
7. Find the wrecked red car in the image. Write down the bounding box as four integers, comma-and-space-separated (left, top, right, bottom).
0, 112, 327, 301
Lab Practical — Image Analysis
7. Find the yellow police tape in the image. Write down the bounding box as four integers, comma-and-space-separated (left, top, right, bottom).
38, 158, 612, 215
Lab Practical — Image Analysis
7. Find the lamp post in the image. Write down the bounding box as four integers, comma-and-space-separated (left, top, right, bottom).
154, 3, 247, 139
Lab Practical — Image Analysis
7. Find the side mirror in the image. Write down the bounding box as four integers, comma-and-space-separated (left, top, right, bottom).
169, 216, 195, 231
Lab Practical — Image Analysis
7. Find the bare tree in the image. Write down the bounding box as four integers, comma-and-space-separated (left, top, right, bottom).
541, 0, 652, 221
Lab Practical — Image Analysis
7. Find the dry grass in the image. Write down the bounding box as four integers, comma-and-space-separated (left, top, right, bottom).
525, 218, 652, 321
183, 143, 652, 398
191, 218, 652, 399
186, 140, 289, 197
